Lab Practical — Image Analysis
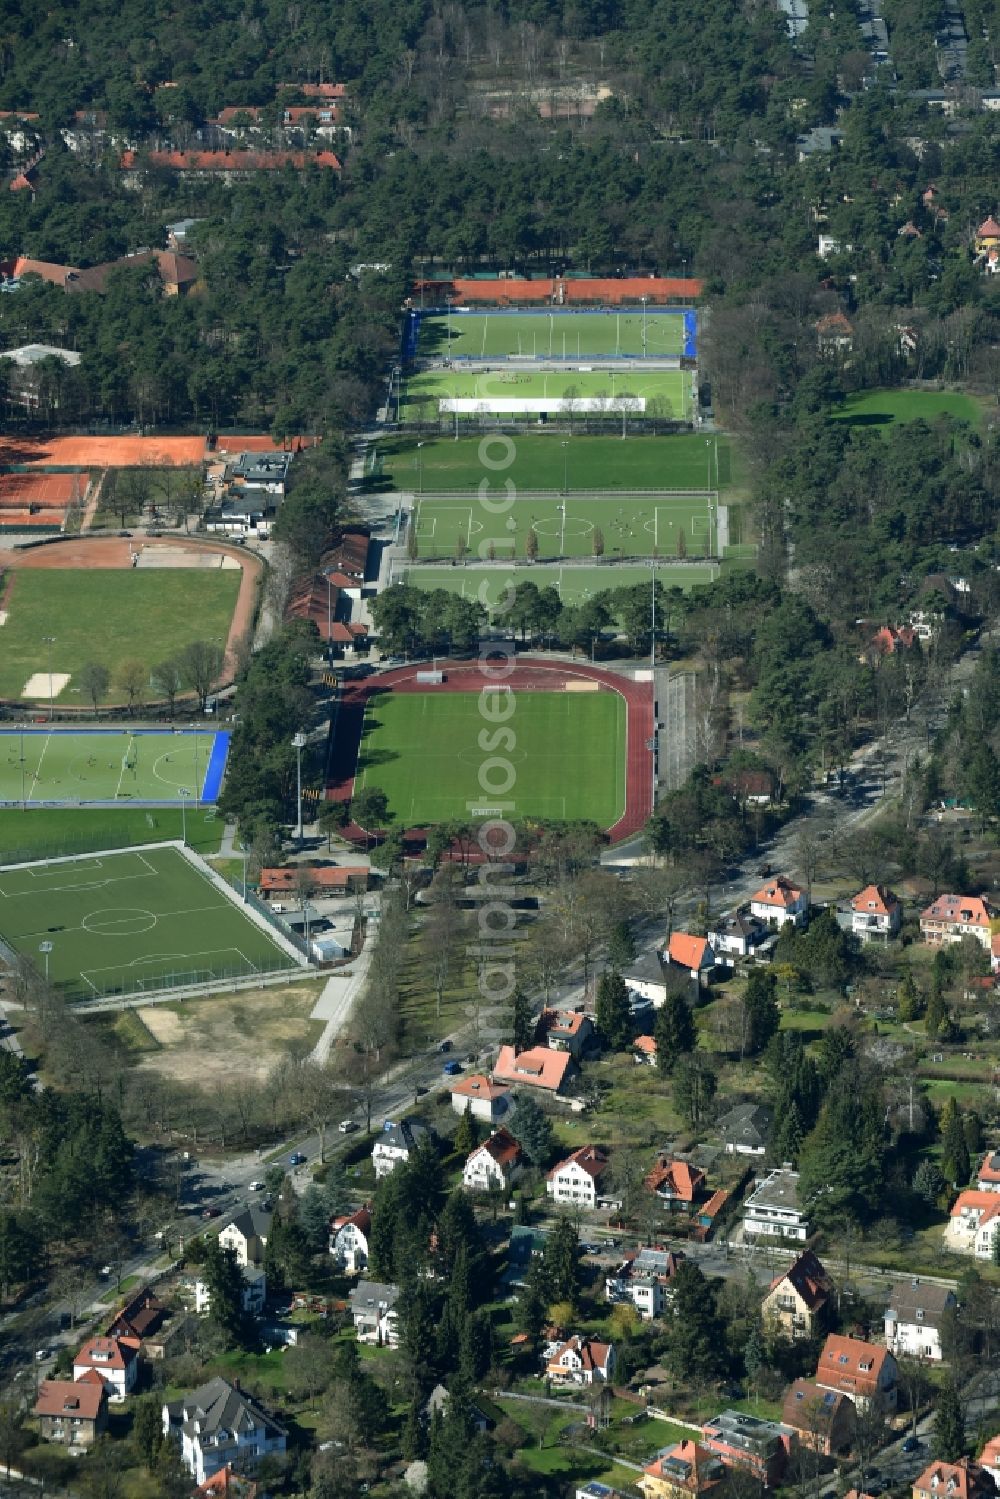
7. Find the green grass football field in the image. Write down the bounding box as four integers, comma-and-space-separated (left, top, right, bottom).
0, 569, 240, 702
392, 561, 720, 609
404, 367, 691, 418
0, 806, 223, 864
0, 730, 224, 805
356, 689, 626, 827
410, 492, 719, 559
0, 844, 297, 1000
374, 433, 732, 491
831, 387, 984, 429
417, 310, 689, 359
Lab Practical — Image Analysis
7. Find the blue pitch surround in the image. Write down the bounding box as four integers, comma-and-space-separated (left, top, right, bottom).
0, 728, 231, 806
201, 730, 231, 802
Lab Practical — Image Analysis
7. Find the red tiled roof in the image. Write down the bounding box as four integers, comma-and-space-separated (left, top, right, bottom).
281, 82, 347, 99
751, 876, 804, 909
547, 1334, 613, 1375
634, 1035, 657, 1056
195, 1467, 259, 1498
547, 1144, 608, 1182
332, 1207, 371, 1237
74, 1335, 137, 1372
493, 1044, 573, 1092
667, 932, 711, 969
644, 1440, 727, 1492
978, 217, 1000, 238
538, 1007, 589, 1039
419, 275, 702, 304
34, 1378, 105, 1421
851, 884, 899, 917
914, 1460, 995, 1499
697, 1188, 729, 1221
476, 1127, 522, 1169
770, 1250, 833, 1312
979, 1152, 1000, 1185
950, 1189, 1000, 1224
451, 1073, 510, 1102
644, 1156, 705, 1202
137, 149, 341, 172
259, 865, 366, 891
816, 311, 854, 335
921, 894, 993, 929
816, 1335, 893, 1398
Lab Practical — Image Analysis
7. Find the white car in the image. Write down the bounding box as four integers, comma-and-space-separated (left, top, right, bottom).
338, 1119, 359, 1135
249, 1180, 265, 1191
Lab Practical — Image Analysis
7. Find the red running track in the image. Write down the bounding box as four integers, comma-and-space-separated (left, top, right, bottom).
325, 656, 653, 844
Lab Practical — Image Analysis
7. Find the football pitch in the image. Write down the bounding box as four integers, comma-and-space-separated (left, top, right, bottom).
404, 367, 691, 417
0, 844, 302, 1001
0, 730, 229, 806
411, 493, 719, 560
373, 433, 732, 491
416, 309, 692, 359
392, 562, 720, 609
356, 689, 626, 827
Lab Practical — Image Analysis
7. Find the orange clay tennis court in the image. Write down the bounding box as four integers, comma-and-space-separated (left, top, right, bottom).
0, 473, 85, 507
0, 435, 208, 468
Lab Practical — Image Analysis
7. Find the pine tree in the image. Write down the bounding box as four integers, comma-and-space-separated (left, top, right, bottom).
453, 1103, 478, 1157
595, 970, 631, 1050
743, 969, 780, 1056
655, 991, 696, 1074
772, 1100, 803, 1166
544, 1217, 582, 1306
510, 985, 534, 1051
512, 1092, 553, 1167
459, 1308, 492, 1384
667, 1261, 725, 1382
897, 971, 922, 1022
913, 1159, 946, 1206
932, 1377, 966, 1461
607, 919, 636, 969
925, 980, 947, 1039
592, 526, 605, 559
940, 1099, 971, 1187
200, 1241, 250, 1348
673, 1054, 717, 1125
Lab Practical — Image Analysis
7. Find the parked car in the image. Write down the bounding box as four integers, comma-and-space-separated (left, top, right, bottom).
902, 1438, 921, 1454
338, 1119, 359, 1134
201, 1206, 221, 1219
438, 1040, 453, 1053
442, 1060, 462, 1076
289, 1151, 307, 1166
249, 1180, 265, 1191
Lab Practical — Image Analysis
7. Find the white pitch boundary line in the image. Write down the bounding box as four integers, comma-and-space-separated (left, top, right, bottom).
25, 731, 52, 806
114, 734, 136, 801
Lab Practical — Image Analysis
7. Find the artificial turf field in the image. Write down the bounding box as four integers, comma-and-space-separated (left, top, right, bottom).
830, 387, 984, 430
373, 433, 732, 491
404, 367, 691, 418
417, 309, 691, 359
0, 843, 297, 1001
356, 689, 626, 827
0, 569, 240, 702
411, 492, 719, 559
391, 562, 720, 609
0, 730, 227, 806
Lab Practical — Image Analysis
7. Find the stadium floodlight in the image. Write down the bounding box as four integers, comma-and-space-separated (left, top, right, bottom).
179, 788, 192, 847
641, 295, 648, 356
42, 636, 55, 722
292, 731, 308, 841
38, 940, 53, 983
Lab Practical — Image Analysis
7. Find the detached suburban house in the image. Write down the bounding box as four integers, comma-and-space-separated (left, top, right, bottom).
977, 1151, 1000, 1191
218, 1207, 271, 1268
492, 1044, 575, 1094
700, 1410, 794, 1489
329, 1208, 371, 1274
743, 1168, 809, 1242
884, 1280, 956, 1362
709, 910, 768, 961
717, 1102, 772, 1156
945, 1191, 1000, 1258
851, 884, 901, 942
815, 1334, 897, 1411
545, 1334, 615, 1385
537, 1007, 594, 1059
920, 894, 995, 951
163, 1377, 286, 1486
606, 1247, 685, 1320
750, 878, 808, 930
644, 1156, 706, 1213
762, 1251, 833, 1340
463, 1128, 524, 1193
666, 932, 716, 986
372, 1117, 432, 1179
73, 1336, 139, 1400
781, 1381, 854, 1456
546, 1145, 611, 1210
639, 1439, 728, 1499
195, 1266, 266, 1320
622, 950, 670, 1006
912, 1459, 997, 1499
449, 1074, 512, 1124
34, 1378, 108, 1448
349, 1281, 401, 1346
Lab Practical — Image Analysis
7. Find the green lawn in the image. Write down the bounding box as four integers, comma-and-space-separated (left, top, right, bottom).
0, 842, 300, 1000
355, 688, 626, 828
0, 568, 240, 701
375, 433, 733, 492
831, 388, 984, 430
0, 728, 225, 804
409, 492, 720, 561
405, 366, 692, 419
0, 805, 223, 862
418, 308, 691, 359
392, 561, 720, 610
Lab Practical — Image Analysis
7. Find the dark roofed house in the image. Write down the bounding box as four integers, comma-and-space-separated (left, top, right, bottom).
372, 1117, 432, 1179
107, 1285, 166, 1342
884, 1280, 956, 1363
163, 1376, 286, 1486
717, 1102, 773, 1156
763, 1251, 834, 1339
781, 1380, 854, 1455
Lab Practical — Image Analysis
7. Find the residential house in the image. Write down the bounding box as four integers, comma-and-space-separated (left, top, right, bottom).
781, 1381, 854, 1456
992, 935, 1000, 976
228, 450, 293, 497
717, 1102, 773, 1156
349, 1281, 401, 1346
622, 950, 670, 1006
913, 1459, 997, 1499
0, 250, 197, 296
700, 1411, 796, 1488
194, 1468, 259, 1498
977, 1151, 1000, 1191
666, 932, 716, 986
545, 1334, 616, 1385
692, 1189, 730, 1243
743, 1168, 809, 1242
218, 1206, 271, 1268
107, 1286, 166, 1343
0, 344, 81, 412
463, 1129, 524, 1193
975, 216, 1000, 274
750, 878, 808, 930
633, 1035, 658, 1066
329, 1208, 371, 1274
884, 1280, 956, 1362
816, 311, 854, 356
727, 769, 776, 806
372, 1118, 432, 1179
537, 1007, 594, 1060
204, 496, 275, 539
864, 625, 917, 662
944, 1191, 1000, 1259
323, 528, 370, 583
34, 1376, 108, 1447
577, 1486, 623, 1499
73, 1336, 139, 1400
195, 1266, 267, 1320
507, 1224, 548, 1284
449, 1073, 512, 1123
124, 148, 341, 181
163, 1377, 287, 1486
645, 1156, 706, 1213
851, 884, 902, 942
546, 1145, 611, 1211
815, 1334, 898, 1411
980, 1439, 1000, 1488
423, 1383, 492, 1434
920, 894, 995, 952
606, 1247, 685, 1320
709, 911, 768, 961
492, 1044, 575, 1094
762, 1251, 834, 1340
639, 1440, 729, 1499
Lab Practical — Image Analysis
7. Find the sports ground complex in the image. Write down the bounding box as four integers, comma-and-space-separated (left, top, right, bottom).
0, 729, 228, 807
327, 658, 653, 842
404, 366, 693, 419
387, 560, 720, 609
405, 307, 697, 361
0, 843, 304, 1002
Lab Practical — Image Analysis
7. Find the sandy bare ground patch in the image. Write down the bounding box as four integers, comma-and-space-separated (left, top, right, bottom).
21, 672, 70, 699
136, 981, 325, 1088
